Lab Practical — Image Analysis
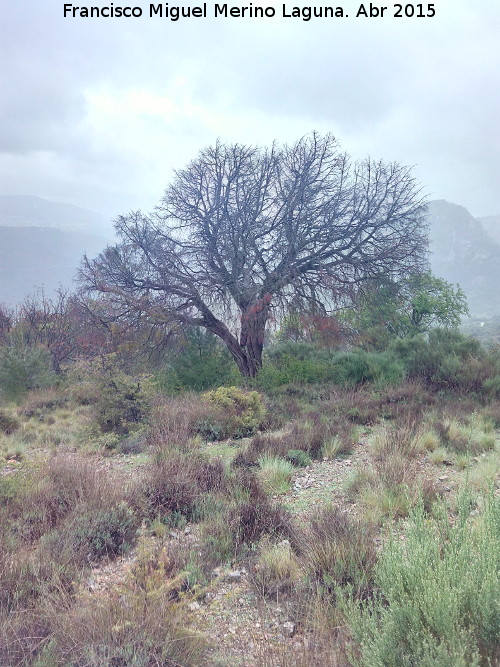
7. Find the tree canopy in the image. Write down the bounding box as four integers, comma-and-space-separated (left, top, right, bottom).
81, 133, 428, 376
345, 272, 469, 348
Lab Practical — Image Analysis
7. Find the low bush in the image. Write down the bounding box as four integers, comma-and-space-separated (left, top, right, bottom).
200, 386, 266, 439
342, 493, 500, 666
19, 387, 68, 418
346, 423, 440, 520
0, 338, 56, 401
93, 375, 148, 436
0, 409, 19, 434
304, 506, 376, 598
434, 417, 497, 455
251, 539, 300, 598
41, 501, 137, 564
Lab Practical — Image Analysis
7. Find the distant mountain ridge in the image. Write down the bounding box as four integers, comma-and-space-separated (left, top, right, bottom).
0, 226, 108, 306
0, 195, 113, 236
427, 200, 500, 317
1, 195, 499, 318
0, 196, 113, 306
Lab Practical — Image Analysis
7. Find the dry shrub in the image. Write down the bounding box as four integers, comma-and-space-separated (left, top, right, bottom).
11, 455, 124, 542
204, 469, 295, 561
231, 414, 351, 468
148, 394, 221, 457
18, 387, 68, 418
482, 400, 500, 427
232, 431, 291, 468
378, 381, 434, 422
227, 499, 293, 551
304, 505, 376, 597
337, 390, 382, 426
250, 538, 301, 598
0, 541, 77, 613
1, 585, 206, 667
140, 451, 227, 523
0, 409, 19, 434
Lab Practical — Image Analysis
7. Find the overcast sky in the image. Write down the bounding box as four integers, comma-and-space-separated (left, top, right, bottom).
1, 0, 499, 224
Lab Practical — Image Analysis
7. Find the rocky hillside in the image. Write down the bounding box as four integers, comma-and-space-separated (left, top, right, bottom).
428, 200, 500, 317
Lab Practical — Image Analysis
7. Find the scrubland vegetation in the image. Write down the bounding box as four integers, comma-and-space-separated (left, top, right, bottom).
1, 317, 500, 666
1, 136, 499, 664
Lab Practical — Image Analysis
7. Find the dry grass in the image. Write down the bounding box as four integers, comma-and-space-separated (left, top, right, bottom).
347, 422, 441, 521
303, 505, 377, 597
250, 538, 301, 598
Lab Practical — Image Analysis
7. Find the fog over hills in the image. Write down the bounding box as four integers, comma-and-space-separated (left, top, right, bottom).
0, 196, 112, 306
427, 200, 500, 318
1, 196, 500, 319
479, 214, 500, 247
0, 195, 113, 236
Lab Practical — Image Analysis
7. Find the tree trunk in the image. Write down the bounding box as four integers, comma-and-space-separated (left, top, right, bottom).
238, 295, 271, 377
200, 295, 271, 378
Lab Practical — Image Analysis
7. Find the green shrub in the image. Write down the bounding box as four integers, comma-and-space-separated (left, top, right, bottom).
259, 342, 335, 388
257, 343, 405, 390
257, 455, 294, 494
200, 386, 265, 439
390, 329, 499, 395
342, 493, 500, 666
158, 328, 239, 392
286, 448, 312, 467
0, 339, 56, 401
330, 350, 405, 389
93, 375, 148, 436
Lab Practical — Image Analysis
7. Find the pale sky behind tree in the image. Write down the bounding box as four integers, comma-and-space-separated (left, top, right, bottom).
0, 0, 499, 223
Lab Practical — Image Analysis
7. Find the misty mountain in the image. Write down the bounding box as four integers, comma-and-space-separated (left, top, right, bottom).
1, 195, 500, 320
0, 226, 108, 306
0, 196, 113, 306
427, 200, 500, 317
479, 214, 500, 247
0, 195, 113, 236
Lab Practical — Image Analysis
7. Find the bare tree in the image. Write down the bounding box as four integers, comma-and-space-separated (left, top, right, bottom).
16, 288, 82, 373
80, 134, 428, 376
